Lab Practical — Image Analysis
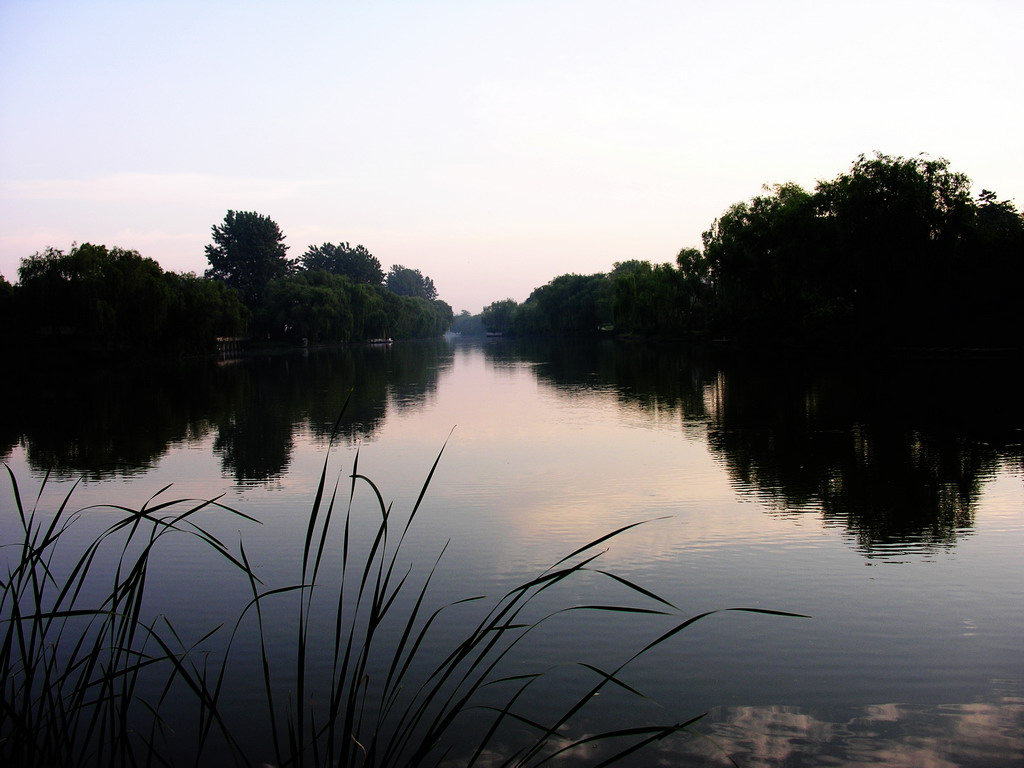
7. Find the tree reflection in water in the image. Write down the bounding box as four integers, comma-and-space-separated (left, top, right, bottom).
2, 341, 452, 483
504, 339, 1023, 556
4, 339, 1020, 553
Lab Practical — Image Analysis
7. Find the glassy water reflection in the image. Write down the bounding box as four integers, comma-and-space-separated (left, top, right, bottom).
2, 340, 1021, 765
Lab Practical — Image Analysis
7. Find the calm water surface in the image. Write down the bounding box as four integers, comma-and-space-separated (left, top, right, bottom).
2, 339, 1022, 766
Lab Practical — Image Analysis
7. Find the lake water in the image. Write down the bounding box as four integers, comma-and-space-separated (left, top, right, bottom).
2, 339, 1022, 766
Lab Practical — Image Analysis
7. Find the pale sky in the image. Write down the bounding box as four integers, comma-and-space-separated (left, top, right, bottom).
2, 0, 1021, 314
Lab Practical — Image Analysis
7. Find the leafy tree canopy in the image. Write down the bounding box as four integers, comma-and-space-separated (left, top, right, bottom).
299, 242, 384, 285
450, 309, 486, 336
260, 270, 355, 343
482, 299, 517, 334
385, 264, 437, 300
257, 271, 452, 344
700, 152, 1023, 345
610, 260, 650, 278
15, 242, 245, 353
513, 273, 612, 336
205, 210, 292, 307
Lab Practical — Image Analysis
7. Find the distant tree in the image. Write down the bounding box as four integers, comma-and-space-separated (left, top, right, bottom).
255, 271, 451, 343
609, 260, 649, 278
610, 260, 659, 334
450, 309, 486, 336
385, 265, 438, 300
431, 299, 454, 333
205, 210, 291, 307
481, 299, 517, 334
975, 189, 1024, 241
512, 273, 612, 336
392, 296, 450, 338
300, 242, 384, 285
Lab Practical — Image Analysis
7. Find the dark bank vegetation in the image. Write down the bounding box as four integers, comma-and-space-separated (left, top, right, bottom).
11, 244, 248, 355
450, 309, 487, 336
1, 414, 806, 767
4, 212, 452, 358
5, 153, 1019, 355
481, 153, 1023, 348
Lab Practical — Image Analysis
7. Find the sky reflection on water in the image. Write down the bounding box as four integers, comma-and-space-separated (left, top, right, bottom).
670, 699, 1024, 768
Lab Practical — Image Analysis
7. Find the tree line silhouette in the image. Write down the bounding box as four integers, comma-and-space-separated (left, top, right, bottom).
481, 153, 1022, 347
4, 211, 452, 356
5, 153, 1020, 354
0, 342, 452, 483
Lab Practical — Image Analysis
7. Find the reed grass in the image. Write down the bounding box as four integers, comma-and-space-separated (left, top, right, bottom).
2, 397, 808, 767
0, 464, 258, 766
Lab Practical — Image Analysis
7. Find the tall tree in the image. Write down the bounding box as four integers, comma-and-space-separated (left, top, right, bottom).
299, 242, 384, 284
205, 210, 291, 307
385, 265, 437, 300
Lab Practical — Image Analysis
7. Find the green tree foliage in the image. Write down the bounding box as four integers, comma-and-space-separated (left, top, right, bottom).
385, 264, 438, 300
489, 154, 1019, 347
18, 244, 166, 346
15, 243, 245, 354
396, 296, 452, 338
163, 272, 248, 351
512, 273, 612, 336
350, 282, 391, 340
9, 224, 453, 355
609, 256, 711, 337
481, 299, 517, 334
450, 310, 485, 336
674, 247, 714, 325
701, 153, 1024, 346
299, 242, 384, 285
430, 298, 454, 335
812, 153, 975, 343
205, 210, 292, 307
260, 271, 356, 343
702, 182, 828, 338
481, 258, 711, 341
259, 271, 452, 344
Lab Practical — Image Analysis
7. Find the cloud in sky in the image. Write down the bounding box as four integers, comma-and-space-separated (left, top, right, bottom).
2, 0, 1021, 312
